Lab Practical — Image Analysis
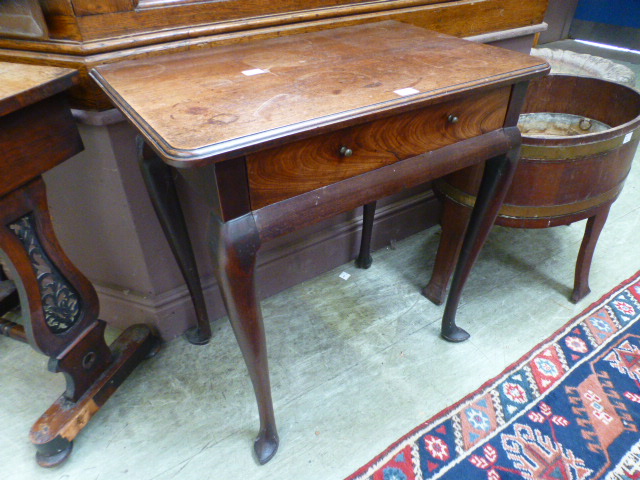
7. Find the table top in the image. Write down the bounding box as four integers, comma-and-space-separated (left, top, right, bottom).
91, 21, 548, 167
0, 62, 78, 117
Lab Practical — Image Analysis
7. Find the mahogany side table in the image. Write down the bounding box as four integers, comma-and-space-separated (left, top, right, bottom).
91, 21, 549, 464
0, 62, 158, 467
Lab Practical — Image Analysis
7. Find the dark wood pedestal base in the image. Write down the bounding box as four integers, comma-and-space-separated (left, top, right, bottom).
29, 324, 159, 467
0, 177, 161, 468
0, 63, 160, 467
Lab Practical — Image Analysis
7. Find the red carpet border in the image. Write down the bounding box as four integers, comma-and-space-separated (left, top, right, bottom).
346, 271, 640, 480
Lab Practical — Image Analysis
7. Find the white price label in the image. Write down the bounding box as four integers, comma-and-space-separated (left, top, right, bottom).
242, 69, 268, 76
339, 272, 351, 281
623, 132, 633, 144
394, 87, 420, 97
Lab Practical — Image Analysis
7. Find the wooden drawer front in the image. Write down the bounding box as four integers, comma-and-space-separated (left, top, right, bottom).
247, 87, 510, 209
0, 95, 82, 198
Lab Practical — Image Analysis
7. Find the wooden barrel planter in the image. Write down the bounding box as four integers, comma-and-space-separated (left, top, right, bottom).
424, 74, 640, 304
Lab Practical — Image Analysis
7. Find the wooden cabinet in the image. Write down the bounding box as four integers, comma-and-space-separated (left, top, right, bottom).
0, 0, 548, 109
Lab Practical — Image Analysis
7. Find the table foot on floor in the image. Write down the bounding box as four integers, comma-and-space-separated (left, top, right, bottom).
570, 287, 591, 304
422, 284, 445, 306
571, 205, 610, 304
29, 324, 158, 467
354, 254, 373, 269
138, 140, 212, 345
254, 429, 279, 465
35, 438, 73, 468
440, 324, 470, 343
183, 326, 211, 345
210, 214, 280, 465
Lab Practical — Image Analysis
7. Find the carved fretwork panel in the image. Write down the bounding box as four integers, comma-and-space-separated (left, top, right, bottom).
8, 214, 82, 334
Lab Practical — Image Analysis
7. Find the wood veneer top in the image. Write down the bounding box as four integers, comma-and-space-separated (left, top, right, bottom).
0, 62, 78, 117
91, 21, 548, 166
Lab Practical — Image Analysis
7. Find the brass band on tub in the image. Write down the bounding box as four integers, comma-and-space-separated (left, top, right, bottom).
435, 181, 624, 219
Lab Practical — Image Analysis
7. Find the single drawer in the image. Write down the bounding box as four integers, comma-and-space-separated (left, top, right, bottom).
247, 87, 510, 209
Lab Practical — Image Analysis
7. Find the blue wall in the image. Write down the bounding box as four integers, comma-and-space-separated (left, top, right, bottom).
574, 0, 640, 29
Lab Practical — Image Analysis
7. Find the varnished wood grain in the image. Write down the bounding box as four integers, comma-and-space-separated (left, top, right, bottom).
253, 128, 520, 242
98, 19, 548, 460
0, 61, 77, 116
0, 0, 547, 109
0, 0, 547, 48
72, 0, 136, 15
137, 0, 377, 15
0, 94, 82, 197
76, 0, 546, 43
91, 22, 547, 165
0, 67, 160, 466
437, 75, 640, 217
248, 87, 510, 208
38, 0, 81, 41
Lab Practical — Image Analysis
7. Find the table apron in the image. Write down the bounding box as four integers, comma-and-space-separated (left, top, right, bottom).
253, 126, 521, 243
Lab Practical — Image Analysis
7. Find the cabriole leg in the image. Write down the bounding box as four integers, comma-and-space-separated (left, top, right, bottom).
209, 214, 278, 464
441, 142, 521, 342
571, 204, 611, 303
138, 139, 212, 345
423, 199, 471, 305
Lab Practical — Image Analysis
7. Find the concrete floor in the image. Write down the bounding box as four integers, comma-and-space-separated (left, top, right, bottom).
1, 42, 639, 480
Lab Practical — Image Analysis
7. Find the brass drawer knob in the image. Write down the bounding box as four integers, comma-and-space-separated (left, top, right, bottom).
339, 146, 353, 157
448, 114, 459, 124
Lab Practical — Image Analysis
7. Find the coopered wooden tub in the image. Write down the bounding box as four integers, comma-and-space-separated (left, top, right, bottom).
424, 74, 640, 304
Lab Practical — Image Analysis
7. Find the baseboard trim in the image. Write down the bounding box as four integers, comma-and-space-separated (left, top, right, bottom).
96, 190, 441, 339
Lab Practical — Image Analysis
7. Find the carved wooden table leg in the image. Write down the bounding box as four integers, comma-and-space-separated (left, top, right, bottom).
0, 178, 158, 467
355, 201, 377, 269
571, 203, 612, 303
138, 141, 212, 345
209, 213, 278, 464
422, 199, 471, 305
440, 127, 522, 342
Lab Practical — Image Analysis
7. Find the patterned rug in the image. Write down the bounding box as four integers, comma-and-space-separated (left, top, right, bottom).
346, 271, 640, 480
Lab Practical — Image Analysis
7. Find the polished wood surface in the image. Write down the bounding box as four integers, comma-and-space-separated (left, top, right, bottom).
253, 128, 521, 243
247, 87, 510, 208
0, 0, 548, 110
93, 21, 549, 464
11, 0, 548, 47
92, 21, 545, 165
0, 61, 76, 116
0, 94, 81, 198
